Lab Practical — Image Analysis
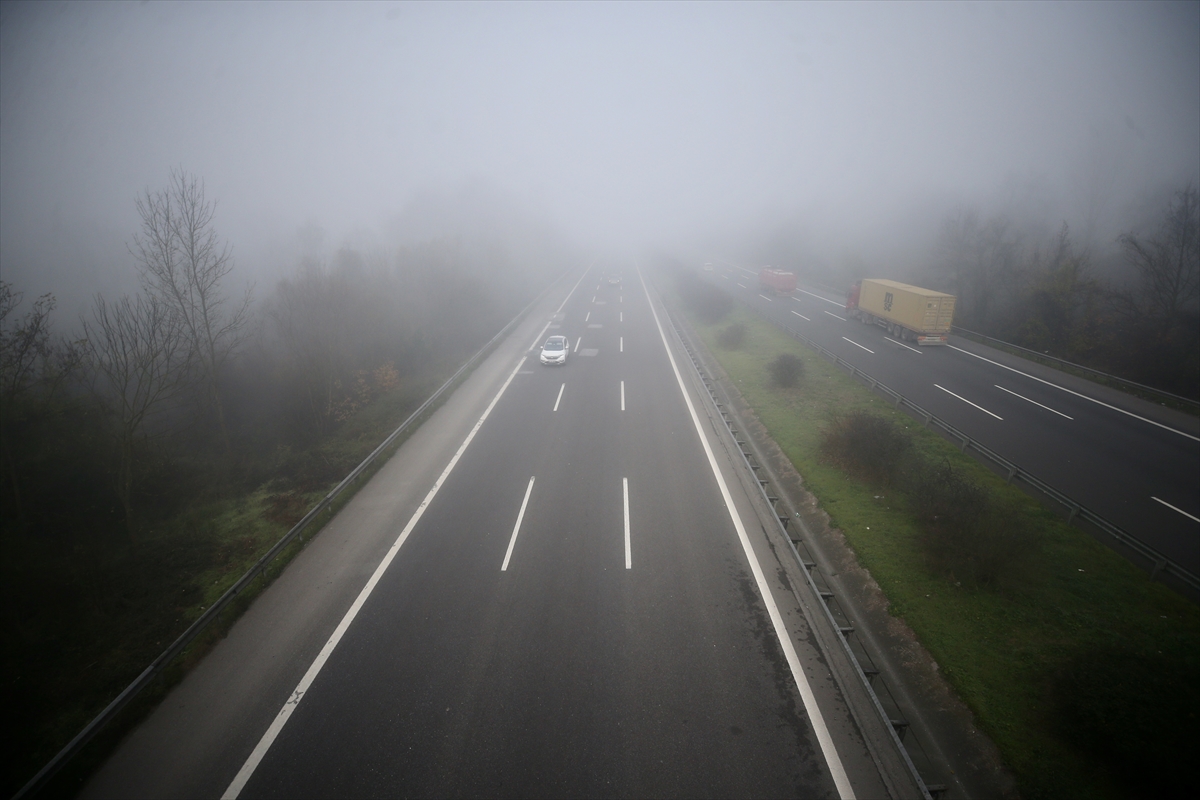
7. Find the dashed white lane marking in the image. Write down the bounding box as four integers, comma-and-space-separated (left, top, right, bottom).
994, 384, 1072, 419
884, 337, 922, 354
823, 310, 846, 321
791, 310, 811, 321
935, 384, 1003, 420
796, 288, 845, 306
1152, 496, 1200, 523
758, 294, 773, 302
946, 344, 1199, 442
574, 337, 581, 352
635, 263, 855, 800
721, 275, 730, 279
553, 383, 565, 412
841, 336, 874, 354
222, 354, 531, 799
620, 311, 623, 322
501, 476, 536, 571
530, 267, 592, 349
623, 477, 631, 569
737, 283, 747, 288
620, 380, 625, 411
591, 295, 596, 303
620, 337, 623, 352
585, 311, 591, 322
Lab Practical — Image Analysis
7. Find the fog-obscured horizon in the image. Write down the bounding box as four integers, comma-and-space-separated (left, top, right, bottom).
2, 1, 1198, 317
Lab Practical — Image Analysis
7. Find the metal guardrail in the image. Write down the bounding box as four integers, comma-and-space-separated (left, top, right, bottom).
14, 286, 552, 800
732, 298, 1200, 597
664, 306, 942, 800
950, 325, 1200, 410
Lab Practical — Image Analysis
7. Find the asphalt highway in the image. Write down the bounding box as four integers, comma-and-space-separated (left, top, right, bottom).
708, 263, 1200, 575
84, 264, 898, 799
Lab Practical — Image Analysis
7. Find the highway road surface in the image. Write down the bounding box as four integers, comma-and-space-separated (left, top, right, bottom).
707, 263, 1200, 577
84, 264, 913, 799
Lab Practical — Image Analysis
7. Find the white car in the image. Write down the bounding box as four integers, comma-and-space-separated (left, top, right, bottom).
539, 335, 568, 365
607, 275, 621, 286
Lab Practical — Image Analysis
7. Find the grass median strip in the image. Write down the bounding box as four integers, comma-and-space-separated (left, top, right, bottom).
683, 302, 1200, 800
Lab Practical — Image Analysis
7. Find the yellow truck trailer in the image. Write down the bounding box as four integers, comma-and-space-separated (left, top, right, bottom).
845, 279, 956, 345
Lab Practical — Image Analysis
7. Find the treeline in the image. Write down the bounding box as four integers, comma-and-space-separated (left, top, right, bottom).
3, 172, 567, 793
1, 171, 561, 549
924, 186, 1199, 398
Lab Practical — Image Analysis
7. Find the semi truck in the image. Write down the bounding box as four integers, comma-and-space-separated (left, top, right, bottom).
759, 268, 797, 295
845, 279, 956, 345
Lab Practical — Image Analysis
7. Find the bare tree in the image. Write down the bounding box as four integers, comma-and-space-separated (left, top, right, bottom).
83, 293, 190, 536
131, 169, 251, 453
1119, 185, 1200, 324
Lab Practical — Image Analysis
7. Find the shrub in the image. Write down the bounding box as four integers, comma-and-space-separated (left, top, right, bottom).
768, 353, 805, 387
677, 271, 733, 323
1053, 643, 1199, 797
906, 459, 1037, 584
717, 323, 747, 349
818, 410, 910, 485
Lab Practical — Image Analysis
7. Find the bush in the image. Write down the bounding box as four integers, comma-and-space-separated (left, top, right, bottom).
1053, 643, 1200, 797
906, 459, 1036, 585
677, 271, 733, 323
768, 353, 805, 387
717, 323, 747, 349
818, 410, 910, 485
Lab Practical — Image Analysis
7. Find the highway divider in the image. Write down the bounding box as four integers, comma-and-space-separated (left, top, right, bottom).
734, 298, 1200, 600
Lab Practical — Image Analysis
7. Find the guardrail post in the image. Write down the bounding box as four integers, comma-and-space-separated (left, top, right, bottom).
1067, 504, 1079, 525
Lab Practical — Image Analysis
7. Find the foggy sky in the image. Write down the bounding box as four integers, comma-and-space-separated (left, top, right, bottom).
2, 1, 1198, 315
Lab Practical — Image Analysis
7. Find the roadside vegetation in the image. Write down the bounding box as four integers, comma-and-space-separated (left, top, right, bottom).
0, 171, 566, 797
674, 280, 1200, 799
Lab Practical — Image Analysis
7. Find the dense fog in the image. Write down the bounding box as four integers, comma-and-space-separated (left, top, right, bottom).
2, 1, 1197, 317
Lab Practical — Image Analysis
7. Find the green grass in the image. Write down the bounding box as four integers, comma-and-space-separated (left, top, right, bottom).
684, 302, 1200, 799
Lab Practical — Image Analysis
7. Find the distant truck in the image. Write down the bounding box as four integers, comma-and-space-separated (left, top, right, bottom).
845, 279, 956, 345
758, 268, 796, 295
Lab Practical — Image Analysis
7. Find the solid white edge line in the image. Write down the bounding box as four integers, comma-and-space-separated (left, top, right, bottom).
1152, 496, 1200, 523
623, 477, 631, 569
222, 355, 530, 799
634, 264, 856, 800
823, 310, 846, 321
934, 383, 1003, 420
790, 310, 811, 321
946, 344, 1198, 442
993, 384, 1073, 419
620, 380, 625, 411
553, 383, 565, 412
501, 477, 536, 571
841, 336, 875, 354
758, 294, 773, 302
796, 287, 845, 307
883, 337, 922, 354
